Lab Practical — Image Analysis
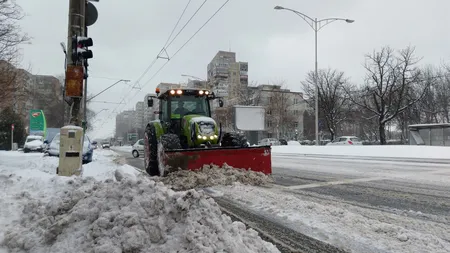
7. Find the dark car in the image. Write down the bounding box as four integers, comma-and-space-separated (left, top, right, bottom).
279, 139, 288, 145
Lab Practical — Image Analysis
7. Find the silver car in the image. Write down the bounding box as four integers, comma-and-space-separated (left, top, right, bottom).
132, 139, 144, 158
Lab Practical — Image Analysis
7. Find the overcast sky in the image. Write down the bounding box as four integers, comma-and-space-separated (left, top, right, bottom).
17, 0, 450, 139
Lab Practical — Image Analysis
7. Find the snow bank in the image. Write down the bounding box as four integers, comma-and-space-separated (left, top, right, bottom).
215, 184, 450, 253
272, 145, 450, 159
112, 145, 132, 153
2, 170, 279, 253
155, 164, 274, 191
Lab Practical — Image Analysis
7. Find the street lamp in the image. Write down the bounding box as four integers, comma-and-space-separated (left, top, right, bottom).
274, 6, 354, 146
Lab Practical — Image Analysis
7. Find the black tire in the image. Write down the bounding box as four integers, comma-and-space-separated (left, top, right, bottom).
132, 150, 139, 158
144, 124, 159, 176
160, 134, 182, 150
23, 148, 30, 153
220, 132, 249, 147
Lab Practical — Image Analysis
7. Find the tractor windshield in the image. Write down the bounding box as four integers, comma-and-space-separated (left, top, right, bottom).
170, 96, 210, 118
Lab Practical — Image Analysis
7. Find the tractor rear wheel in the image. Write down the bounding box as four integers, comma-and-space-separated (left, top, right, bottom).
221, 132, 249, 147
144, 124, 159, 176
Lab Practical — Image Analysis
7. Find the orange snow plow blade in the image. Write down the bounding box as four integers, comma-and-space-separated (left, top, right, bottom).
161, 146, 272, 175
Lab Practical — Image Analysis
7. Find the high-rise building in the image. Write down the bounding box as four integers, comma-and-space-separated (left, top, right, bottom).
206, 51, 249, 114
134, 101, 144, 129
115, 110, 135, 142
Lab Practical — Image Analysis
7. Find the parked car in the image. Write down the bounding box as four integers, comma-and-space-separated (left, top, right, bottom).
258, 138, 280, 146
326, 136, 363, 146
23, 135, 45, 153
279, 139, 288, 145
132, 139, 144, 158
46, 133, 94, 164
101, 142, 110, 149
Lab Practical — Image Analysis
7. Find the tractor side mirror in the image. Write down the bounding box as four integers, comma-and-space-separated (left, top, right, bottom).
147, 98, 153, 107
218, 99, 224, 107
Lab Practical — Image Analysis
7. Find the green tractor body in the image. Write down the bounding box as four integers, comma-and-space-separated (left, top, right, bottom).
143, 87, 272, 176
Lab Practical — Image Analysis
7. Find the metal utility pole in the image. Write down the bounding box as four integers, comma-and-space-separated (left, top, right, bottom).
67, 0, 86, 126
274, 6, 354, 145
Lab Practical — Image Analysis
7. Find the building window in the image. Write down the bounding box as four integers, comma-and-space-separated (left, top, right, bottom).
294, 122, 299, 128
294, 98, 298, 104
267, 109, 271, 115
267, 121, 272, 127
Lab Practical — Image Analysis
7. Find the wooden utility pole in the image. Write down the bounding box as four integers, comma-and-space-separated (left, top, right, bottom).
66, 0, 86, 126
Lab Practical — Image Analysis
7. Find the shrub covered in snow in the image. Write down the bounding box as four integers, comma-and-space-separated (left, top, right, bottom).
155, 164, 274, 191
1, 170, 279, 253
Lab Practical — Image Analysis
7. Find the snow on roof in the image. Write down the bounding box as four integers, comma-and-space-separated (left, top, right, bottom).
190, 116, 216, 123
408, 123, 450, 129
27, 135, 43, 138
61, 125, 83, 130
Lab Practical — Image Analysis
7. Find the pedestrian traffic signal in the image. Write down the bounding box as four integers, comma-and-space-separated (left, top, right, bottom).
71, 35, 93, 63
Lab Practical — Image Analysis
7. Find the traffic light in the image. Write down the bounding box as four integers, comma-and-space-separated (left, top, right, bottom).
71, 35, 93, 63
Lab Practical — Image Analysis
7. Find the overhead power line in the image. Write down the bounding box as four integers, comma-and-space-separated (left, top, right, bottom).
95, 0, 231, 130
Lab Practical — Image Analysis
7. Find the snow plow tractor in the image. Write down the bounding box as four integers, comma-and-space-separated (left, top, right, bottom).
144, 86, 272, 177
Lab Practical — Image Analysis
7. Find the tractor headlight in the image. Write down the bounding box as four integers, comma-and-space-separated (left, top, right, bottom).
199, 90, 204, 95
210, 136, 214, 140
202, 136, 207, 140
170, 90, 175, 95
214, 135, 218, 139
197, 135, 202, 139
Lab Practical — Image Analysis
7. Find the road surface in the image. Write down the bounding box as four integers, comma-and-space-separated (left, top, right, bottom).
112, 148, 450, 252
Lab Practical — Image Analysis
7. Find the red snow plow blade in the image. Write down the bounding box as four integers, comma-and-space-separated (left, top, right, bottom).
161, 146, 272, 175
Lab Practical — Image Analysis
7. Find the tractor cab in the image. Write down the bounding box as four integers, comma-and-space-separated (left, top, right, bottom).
147, 87, 222, 148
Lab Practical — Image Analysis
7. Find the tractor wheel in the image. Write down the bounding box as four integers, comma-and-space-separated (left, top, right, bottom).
144, 124, 159, 176
220, 132, 249, 148
160, 134, 182, 150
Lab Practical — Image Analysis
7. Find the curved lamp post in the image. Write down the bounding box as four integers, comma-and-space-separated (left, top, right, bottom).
274, 6, 354, 145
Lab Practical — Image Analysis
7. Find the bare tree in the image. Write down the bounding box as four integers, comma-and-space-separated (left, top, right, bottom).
345, 46, 430, 144
302, 68, 352, 140
0, 0, 30, 64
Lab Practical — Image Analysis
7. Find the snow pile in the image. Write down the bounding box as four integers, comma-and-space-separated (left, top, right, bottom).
1, 170, 279, 253
155, 164, 274, 191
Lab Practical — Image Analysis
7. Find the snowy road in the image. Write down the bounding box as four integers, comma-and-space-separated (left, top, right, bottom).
112, 147, 450, 253
271, 155, 450, 219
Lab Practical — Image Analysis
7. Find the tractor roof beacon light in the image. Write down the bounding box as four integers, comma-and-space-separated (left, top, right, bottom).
155, 87, 160, 94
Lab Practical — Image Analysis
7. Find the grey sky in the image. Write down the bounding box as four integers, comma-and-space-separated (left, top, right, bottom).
17, 0, 450, 139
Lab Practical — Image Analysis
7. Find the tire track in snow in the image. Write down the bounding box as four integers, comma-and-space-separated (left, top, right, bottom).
214, 197, 348, 253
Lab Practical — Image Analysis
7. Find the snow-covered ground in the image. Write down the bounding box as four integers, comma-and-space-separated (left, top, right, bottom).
272, 145, 450, 159
111, 145, 132, 153
0, 150, 279, 253
212, 183, 450, 253
211, 145, 450, 253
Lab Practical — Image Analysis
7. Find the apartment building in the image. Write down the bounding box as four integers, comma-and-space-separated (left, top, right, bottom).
249, 84, 307, 140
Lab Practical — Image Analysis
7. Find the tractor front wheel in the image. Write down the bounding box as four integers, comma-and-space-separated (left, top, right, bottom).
144, 124, 159, 176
